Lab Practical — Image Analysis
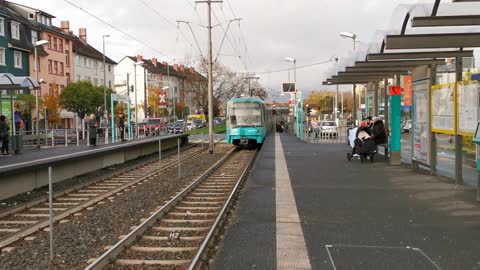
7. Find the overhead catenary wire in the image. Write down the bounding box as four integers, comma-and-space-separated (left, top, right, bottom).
224, 0, 250, 69
256, 59, 334, 75
137, 0, 196, 52
211, 7, 247, 71
63, 0, 172, 60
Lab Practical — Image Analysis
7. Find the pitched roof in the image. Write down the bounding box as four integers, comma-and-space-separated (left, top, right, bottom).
73, 37, 116, 65
127, 56, 206, 81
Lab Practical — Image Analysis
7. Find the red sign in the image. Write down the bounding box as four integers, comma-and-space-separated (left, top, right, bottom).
403, 75, 412, 106
389, 85, 402, 96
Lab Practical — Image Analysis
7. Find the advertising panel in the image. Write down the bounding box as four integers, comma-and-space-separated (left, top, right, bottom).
457, 81, 480, 136
431, 83, 455, 135
412, 81, 430, 166
403, 75, 412, 106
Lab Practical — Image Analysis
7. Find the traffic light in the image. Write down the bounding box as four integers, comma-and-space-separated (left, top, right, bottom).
147, 107, 152, 117
272, 104, 277, 115
130, 85, 134, 92
305, 105, 311, 117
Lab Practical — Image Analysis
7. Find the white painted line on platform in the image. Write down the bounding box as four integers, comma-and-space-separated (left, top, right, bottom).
275, 134, 312, 270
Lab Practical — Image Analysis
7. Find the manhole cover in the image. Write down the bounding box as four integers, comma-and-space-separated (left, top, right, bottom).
325, 245, 441, 270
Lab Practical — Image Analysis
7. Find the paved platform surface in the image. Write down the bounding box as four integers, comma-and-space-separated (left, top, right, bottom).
213, 133, 480, 270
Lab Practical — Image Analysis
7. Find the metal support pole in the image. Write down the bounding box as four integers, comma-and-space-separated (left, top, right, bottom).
34, 46, 40, 149
48, 166, 54, 262
177, 137, 181, 179
103, 35, 108, 145
134, 65, 138, 139
196, 0, 223, 155
455, 56, 463, 184
374, 81, 379, 116
353, 84, 357, 125
335, 84, 338, 124
430, 64, 438, 175
64, 130, 67, 147
384, 78, 389, 146
144, 68, 148, 119
159, 139, 162, 169
207, 1, 214, 154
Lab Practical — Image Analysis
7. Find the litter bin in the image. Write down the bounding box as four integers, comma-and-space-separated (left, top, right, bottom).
13, 134, 23, 154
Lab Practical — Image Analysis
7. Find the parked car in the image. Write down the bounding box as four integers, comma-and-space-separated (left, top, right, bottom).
168, 123, 175, 133
144, 118, 163, 136
186, 122, 193, 131
402, 119, 412, 133
214, 117, 225, 125
174, 121, 185, 134
314, 121, 338, 137
192, 119, 204, 129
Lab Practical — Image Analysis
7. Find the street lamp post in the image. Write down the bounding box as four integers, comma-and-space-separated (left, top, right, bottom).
284, 57, 297, 136
102, 34, 109, 143
34, 40, 49, 148
339, 31, 357, 124
134, 61, 144, 138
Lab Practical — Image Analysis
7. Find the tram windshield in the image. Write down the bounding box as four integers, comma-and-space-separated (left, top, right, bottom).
227, 102, 263, 128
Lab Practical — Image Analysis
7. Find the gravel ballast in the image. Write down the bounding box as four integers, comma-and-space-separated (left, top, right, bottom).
0, 144, 233, 270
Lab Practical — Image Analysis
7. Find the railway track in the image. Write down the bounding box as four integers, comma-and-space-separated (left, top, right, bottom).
85, 149, 257, 270
0, 144, 207, 250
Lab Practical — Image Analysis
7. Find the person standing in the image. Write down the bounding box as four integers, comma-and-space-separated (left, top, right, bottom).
0, 115, 10, 155
88, 114, 98, 146
118, 113, 125, 141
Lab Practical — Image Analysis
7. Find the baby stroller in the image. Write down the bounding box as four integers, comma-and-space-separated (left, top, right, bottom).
347, 127, 376, 163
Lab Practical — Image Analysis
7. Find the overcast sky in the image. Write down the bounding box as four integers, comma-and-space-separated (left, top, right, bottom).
14, 0, 480, 101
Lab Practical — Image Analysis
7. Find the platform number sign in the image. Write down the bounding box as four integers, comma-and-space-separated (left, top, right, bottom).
389, 85, 402, 96
168, 232, 180, 240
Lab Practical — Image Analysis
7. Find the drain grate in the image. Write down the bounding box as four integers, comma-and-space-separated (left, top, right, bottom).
325, 245, 441, 270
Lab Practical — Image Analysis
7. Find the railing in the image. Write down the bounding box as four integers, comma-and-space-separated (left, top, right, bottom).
8, 125, 176, 152
305, 125, 352, 144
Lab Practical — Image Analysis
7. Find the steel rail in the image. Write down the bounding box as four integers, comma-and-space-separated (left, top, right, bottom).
188, 149, 258, 270
85, 147, 238, 270
0, 144, 196, 219
0, 145, 205, 249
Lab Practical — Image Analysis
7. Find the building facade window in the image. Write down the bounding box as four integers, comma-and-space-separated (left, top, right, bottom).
65, 50, 70, 67
48, 60, 52, 73
59, 62, 64, 75
0, 18, 4, 36
53, 37, 57, 51
0, 48, 5, 66
11, 22, 20, 40
109, 81, 112, 88
53, 61, 58, 74
94, 78, 98, 85
66, 73, 70, 85
31, 30, 38, 44
58, 39, 63, 52
47, 35, 52, 48
75, 55, 80, 66
14, 51, 22, 68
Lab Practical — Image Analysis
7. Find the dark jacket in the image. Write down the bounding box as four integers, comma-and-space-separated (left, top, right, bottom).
371, 120, 386, 145
88, 119, 97, 139
0, 120, 9, 140
118, 116, 125, 128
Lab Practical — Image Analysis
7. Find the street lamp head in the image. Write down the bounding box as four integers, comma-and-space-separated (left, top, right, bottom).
339, 32, 357, 40
284, 57, 296, 63
103, 34, 110, 38
230, 18, 242, 23
39, 78, 47, 84
162, 86, 169, 90
35, 40, 49, 46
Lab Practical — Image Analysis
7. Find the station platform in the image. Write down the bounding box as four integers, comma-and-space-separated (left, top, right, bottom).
0, 134, 188, 200
213, 133, 480, 270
